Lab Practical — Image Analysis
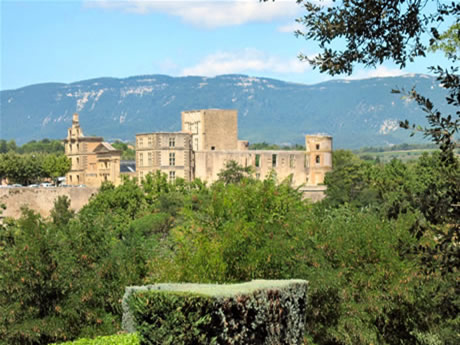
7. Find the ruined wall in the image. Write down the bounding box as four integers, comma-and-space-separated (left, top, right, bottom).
0, 187, 98, 219
194, 150, 310, 186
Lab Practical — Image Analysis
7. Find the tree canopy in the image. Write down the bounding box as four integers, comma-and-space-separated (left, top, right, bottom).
287, 0, 459, 74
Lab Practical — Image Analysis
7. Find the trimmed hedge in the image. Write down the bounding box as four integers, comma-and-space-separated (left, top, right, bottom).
123, 280, 308, 345
50, 333, 138, 345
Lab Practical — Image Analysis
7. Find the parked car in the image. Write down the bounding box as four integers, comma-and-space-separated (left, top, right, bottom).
40, 182, 53, 188
11, 184, 22, 187
28, 184, 40, 188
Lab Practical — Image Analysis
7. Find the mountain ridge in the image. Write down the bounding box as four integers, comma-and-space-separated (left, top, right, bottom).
0, 73, 451, 148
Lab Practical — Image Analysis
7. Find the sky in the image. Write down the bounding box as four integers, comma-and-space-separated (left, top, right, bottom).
0, 0, 454, 90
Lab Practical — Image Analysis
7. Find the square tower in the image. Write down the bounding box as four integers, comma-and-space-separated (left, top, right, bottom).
181, 109, 238, 151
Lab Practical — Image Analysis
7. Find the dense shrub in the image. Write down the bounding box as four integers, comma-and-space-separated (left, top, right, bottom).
125, 280, 307, 345
50, 333, 138, 345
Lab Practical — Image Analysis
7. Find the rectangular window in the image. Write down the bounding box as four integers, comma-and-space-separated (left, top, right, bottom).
169, 152, 176, 166
169, 137, 175, 147
148, 136, 152, 147
316, 144, 320, 150
139, 153, 143, 167
148, 152, 152, 166
169, 171, 176, 182
255, 154, 260, 167
139, 138, 143, 148
316, 155, 320, 164
289, 155, 295, 168
272, 154, 277, 167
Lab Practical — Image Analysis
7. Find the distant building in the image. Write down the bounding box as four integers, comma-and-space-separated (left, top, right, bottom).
136, 109, 332, 187
136, 132, 193, 182
64, 113, 121, 187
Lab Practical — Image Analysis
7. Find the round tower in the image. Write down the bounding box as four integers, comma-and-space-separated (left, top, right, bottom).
305, 134, 332, 185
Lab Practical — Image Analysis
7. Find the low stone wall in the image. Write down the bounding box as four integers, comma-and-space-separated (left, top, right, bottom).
0, 187, 98, 219
299, 185, 327, 202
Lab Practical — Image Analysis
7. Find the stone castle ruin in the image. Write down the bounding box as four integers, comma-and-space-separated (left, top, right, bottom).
136, 109, 332, 187
65, 109, 332, 190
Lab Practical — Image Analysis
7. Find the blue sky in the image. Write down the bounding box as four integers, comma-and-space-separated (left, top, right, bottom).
1, 0, 453, 90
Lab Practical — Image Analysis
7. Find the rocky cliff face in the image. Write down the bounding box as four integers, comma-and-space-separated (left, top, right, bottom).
0, 74, 451, 148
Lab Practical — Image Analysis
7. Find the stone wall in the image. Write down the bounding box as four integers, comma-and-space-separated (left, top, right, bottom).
0, 187, 98, 219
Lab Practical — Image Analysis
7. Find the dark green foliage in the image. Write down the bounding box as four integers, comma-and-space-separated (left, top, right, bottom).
1, 150, 458, 345
291, 0, 458, 74
126, 281, 307, 345
0, 139, 65, 154
217, 160, 253, 185
50, 195, 75, 227
111, 141, 135, 160
156, 174, 309, 283
0, 151, 70, 185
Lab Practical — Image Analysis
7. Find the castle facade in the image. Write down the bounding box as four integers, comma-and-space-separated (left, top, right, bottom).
64, 113, 121, 187
136, 109, 332, 186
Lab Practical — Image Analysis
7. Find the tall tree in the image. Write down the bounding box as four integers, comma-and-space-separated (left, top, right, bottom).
282, 0, 459, 162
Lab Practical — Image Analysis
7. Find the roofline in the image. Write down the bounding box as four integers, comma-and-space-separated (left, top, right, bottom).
63, 137, 104, 142
136, 131, 190, 136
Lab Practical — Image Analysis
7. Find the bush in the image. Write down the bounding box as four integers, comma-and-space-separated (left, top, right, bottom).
50, 333, 138, 345
124, 280, 308, 345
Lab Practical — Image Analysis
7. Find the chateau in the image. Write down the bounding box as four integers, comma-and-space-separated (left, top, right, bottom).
65, 110, 332, 189
64, 113, 121, 186
136, 109, 332, 187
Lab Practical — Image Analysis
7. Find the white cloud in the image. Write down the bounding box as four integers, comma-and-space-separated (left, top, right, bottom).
277, 21, 304, 33
181, 49, 310, 76
346, 66, 406, 80
85, 0, 301, 28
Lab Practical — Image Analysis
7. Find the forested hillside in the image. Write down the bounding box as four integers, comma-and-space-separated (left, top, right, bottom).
0, 74, 451, 148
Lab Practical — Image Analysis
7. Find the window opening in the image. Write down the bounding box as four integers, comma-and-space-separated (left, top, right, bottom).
316, 155, 320, 164
169, 137, 175, 147
272, 154, 277, 167
255, 154, 260, 167
169, 152, 176, 166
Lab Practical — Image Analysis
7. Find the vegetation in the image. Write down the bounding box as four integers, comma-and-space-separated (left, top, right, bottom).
0, 151, 70, 185
50, 333, 138, 345
126, 280, 307, 345
111, 141, 135, 160
0, 139, 64, 154
0, 145, 458, 344
249, 142, 305, 150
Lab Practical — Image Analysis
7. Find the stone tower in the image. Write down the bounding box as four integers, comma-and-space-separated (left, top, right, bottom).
305, 134, 333, 185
